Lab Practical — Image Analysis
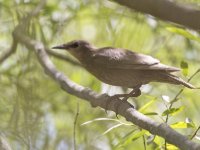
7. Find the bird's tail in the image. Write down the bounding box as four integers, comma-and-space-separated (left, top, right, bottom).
160, 73, 196, 89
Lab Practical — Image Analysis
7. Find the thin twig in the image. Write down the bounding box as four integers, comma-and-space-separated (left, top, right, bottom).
0, 0, 46, 65
142, 134, 146, 150
190, 125, 200, 140
164, 68, 200, 149
0, 136, 12, 150
27, 0, 46, 18
73, 102, 79, 150
13, 32, 200, 149
166, 68, 200, 123
46, 49, 81, 67
0, 39, 18, 64
12, 4, 200, 148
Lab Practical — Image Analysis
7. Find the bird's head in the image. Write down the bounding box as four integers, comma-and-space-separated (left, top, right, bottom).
52, 40, 94, 60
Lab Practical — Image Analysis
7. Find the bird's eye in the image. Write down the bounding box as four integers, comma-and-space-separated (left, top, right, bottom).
71, 42, 79, 48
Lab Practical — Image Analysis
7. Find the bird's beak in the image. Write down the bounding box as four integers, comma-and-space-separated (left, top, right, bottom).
52, 44, 70, 50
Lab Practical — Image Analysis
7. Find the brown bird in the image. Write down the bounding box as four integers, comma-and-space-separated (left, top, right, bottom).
52, 40, 195, 99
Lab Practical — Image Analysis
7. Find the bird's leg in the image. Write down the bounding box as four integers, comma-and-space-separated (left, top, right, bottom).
112, 91, 138, 118
105, 86, 141, 118
121, 88, 141, 101
111, 85, 141, 100
105, 95, 121, 115
114, 87, 141, 117
106, 94, 131, 114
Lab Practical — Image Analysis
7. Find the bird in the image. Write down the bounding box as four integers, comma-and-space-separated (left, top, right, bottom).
52, 40, 195, 100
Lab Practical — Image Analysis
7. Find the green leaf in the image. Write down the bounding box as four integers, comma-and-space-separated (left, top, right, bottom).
115, 130, 147, 148
180, 61, 188, 76
115, 130, 137, 148
102, 123, 123, 135
171, 122, 188, 128
187, 122, 196, 128
166, 27, 200, 42
162, 106, 185, 116
81, 118, 128, 126
139, 97, 157, 113
153, 136, 165, 148
170, 121, 194, 129
166, 144, 179, 150
146, 135, 156, 144
185, 118, 196, 128
131, 130, 147, 141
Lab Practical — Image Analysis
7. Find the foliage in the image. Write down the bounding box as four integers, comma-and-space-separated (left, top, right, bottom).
0, 0, 200, 149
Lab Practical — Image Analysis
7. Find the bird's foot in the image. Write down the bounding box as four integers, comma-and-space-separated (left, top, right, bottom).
105, 87, 141, 117
105, 95, 121, 115
105, 93, 138, 118
121, 88, 141, 101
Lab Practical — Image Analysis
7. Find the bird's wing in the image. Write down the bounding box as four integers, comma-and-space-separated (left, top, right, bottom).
92, 47, 180, 72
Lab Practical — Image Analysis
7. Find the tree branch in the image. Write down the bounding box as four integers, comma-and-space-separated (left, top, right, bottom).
73, 103, 79, 150
0, 39, 17, 64
112, 0, 200, 31
0, 0, 46, 64
27, 0, 47, 18
12, 28, 200, 150
10, 1, 200, 149
46, 49, 81, 67
0, 136, 12, 150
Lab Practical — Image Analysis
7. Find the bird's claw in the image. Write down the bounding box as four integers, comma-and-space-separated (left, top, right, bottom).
132, 89, 141, 97
105, 95, 121, 114
105, 94, 135, 118
121, 89, 141, 101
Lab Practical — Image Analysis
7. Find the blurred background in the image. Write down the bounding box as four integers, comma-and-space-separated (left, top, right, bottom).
0, 0, 200, 149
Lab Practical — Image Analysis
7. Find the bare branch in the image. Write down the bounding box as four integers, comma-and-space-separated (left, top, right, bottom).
10, 1, 200, 149
0, 40, 17, 64
112, 0, 200, 31
27, 0, 47, 18
12, 28, 200, 150
0, 0, 46, 65
73, 103, 79, 150
165, 68, 200, 123
191, 125, 200, 140
0, 136, 12, 150
46, 49, 81, 67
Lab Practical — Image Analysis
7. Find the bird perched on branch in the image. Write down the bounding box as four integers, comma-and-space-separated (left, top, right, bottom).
52, 40, 195, 100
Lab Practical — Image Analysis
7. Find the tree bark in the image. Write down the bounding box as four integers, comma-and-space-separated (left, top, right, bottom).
112, 0, 200, 31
